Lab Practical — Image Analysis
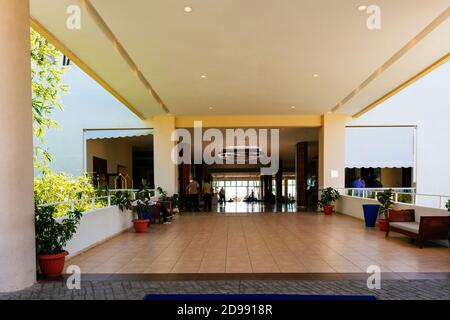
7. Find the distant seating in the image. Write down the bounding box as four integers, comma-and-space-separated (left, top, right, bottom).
386, 209, 450, 248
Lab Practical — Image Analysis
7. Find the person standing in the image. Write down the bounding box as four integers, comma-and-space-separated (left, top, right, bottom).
202, 179, 213, 212
219, 187, 226, 204
186, 177, 200, 211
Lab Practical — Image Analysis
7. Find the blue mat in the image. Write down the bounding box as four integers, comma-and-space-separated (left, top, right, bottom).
144, 294, 377, 301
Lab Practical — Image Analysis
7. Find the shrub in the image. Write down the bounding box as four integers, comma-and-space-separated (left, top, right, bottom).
319, 187, 340, 207
35, 205, 83, 255
34, 172, 96, 216
376, 189, 394, 219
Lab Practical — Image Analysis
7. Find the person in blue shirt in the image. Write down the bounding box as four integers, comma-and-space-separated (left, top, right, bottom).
352, 176, 366, 196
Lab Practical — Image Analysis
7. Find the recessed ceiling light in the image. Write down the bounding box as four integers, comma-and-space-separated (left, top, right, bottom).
357, 5, 367, 11
313, 73, 319, 78
201, 75, 207, 78
209, 106, 214, 110
184, 6, 193, 13
290, 106, 296, 109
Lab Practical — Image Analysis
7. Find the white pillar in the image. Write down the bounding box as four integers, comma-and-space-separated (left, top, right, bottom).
153, 115, 177, 195
319, 114, 348, 189
0, 0, 36, 292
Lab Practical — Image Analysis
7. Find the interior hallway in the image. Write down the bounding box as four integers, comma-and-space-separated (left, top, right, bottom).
65, 212, 450, 275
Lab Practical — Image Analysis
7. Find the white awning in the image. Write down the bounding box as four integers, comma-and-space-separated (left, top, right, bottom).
84, 129, 153, 140
345, 127, 416, 168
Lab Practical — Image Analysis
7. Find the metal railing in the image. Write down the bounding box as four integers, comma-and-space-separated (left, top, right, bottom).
338, 187, 450, 210
36, 189, 156, 212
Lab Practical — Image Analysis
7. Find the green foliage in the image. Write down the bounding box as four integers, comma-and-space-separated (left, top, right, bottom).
31, 28, 68, 172
446, 199, 450, 212
112, 191, 133, 212
157, 186, 180, 208
35, 204, 83, 255
131, 199, 152, 220
377, 189, 394, 219
136, 179, 154, 200
34, 172, 96, 217
319, 187, 340, 207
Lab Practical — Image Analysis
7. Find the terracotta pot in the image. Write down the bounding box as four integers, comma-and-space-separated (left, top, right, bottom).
323, 205, 334, 215
37, 251, 68, 278
133, 219, 150, 233
378, 219, 389, 231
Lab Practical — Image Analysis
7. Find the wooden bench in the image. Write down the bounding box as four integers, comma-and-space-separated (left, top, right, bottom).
386, 209, 450, 248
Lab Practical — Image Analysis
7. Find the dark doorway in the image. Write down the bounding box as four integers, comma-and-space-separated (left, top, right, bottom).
93, 156, 108, 188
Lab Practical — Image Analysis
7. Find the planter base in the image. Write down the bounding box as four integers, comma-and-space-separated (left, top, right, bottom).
37, 251, 68, 278
323, 205, 334, 215
378, 219, 389, 231
133, 219, 150, 233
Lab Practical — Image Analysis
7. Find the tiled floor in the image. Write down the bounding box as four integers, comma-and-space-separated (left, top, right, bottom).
66, 212, 450, 274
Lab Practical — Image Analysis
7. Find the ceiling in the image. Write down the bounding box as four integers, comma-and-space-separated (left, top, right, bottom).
30, 0, 450, 117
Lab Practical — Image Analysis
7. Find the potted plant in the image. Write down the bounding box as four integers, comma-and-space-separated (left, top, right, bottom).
157, 186, 180, 213
376, 188, 394, 231
35, 205, 83, 278
319, 187, 340, 215
131, 198, 152, 233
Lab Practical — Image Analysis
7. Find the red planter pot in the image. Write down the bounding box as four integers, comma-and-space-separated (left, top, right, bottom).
37, 251, 68, 278
133, 219, 150, 233
378, 219, 389, 231
323, 205, 334, 215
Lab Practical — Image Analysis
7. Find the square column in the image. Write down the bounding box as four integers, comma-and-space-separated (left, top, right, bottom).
319, 114, 348, 189
153, 115, 177, 195
0, 0, 36, 292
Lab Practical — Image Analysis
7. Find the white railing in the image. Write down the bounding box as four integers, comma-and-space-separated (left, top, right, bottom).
36, 189, 156, 212
338, 188, 450, 210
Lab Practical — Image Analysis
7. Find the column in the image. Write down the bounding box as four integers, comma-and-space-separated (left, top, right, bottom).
275, 160, 283, 203
319, 114, 347, 189
153, 115, 177, 195
0, 0, 36, 292
295, 142, 308, 207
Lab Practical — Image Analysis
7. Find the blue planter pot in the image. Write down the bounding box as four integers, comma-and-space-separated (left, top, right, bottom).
362, 204, 380, 227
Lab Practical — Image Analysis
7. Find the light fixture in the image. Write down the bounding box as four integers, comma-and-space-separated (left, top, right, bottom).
290, 106, 296, 109
357, 5, 367, 11
313, 73, 319, 78
209, 106, 214, 110
184, 6, 192, 13
201, 75, 207, 79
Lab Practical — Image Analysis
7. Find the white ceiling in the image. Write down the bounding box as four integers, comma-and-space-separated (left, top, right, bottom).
31, 0, 450, 117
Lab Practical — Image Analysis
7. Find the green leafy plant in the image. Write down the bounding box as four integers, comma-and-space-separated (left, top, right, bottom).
35, 205, 83, 255
376, 188, 394, 219
136, 178, 153, 200
318, 187, 341, 207
131, 199, 152, 220
112, 191, 133, 212
446, 199, 450, 212
34, 172, 96, 217
157, 186, 180, 208
31, 29, 68, 172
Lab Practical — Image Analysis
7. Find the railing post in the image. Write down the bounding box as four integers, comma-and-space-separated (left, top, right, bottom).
91, 197, 95, 210
71, 200, 75, 211
394, 193, 398, 203
107, 195, 111, 207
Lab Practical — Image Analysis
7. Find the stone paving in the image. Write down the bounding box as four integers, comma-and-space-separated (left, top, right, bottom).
1, 278, 449, 300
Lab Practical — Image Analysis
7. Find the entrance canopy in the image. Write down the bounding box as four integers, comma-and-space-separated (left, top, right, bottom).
84, 129, 153, 140
345, 126, 416, 168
